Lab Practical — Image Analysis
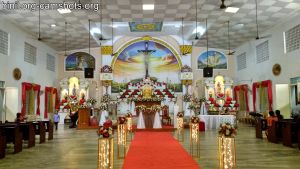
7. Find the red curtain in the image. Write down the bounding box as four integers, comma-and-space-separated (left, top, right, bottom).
44, 87, 59, 119
252, 80, 272, 112
21, 82, 41, 117
233, 84, 249, 111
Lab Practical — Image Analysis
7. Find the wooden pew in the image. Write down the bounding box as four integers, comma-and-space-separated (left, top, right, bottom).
0, 125, 6, 159
298, 131, 300, 150
19, 122, 35, 148
267, 121, 278, 143
42, 121, 53, 140
33, 121, 46, 144
1, 124, 23, 154
256, 118, 267, 138
281, 121, 300, 147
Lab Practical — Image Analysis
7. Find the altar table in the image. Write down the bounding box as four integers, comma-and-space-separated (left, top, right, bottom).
199, 115, 236, 130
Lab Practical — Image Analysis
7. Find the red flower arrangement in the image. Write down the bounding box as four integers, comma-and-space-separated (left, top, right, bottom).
118, 116, 127, 124
97, 121, 113, 138
177, 112, 184, 118
190, 116, 200, 124
218, 122, 237, 137
125, 112, 132, 118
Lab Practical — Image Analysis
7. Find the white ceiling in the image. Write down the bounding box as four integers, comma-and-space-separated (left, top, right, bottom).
1, 0, 300, 51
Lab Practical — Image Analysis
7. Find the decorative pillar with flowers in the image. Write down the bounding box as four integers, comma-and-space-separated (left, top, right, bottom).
125, 112, 133, 141
100, 65, 113, 95
176, 112, 184, 142
218, 122, 237, 169
97, 121, 114, 169
117, 116, 127, 158
189, 116, 200, 158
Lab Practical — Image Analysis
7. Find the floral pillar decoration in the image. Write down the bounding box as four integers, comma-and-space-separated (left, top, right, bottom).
117, 116, 127, 159
218, 123, 237, 169
100, 65, 113, 95
176, 112, 184, 142
97, 122, 114, 169
189, 116, 200, 158
125, 112, 133, 141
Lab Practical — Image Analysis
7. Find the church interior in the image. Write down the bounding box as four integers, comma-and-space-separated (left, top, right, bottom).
0, 0, 300, 168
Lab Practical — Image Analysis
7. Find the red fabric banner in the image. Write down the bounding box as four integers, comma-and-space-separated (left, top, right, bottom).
233, 84, 249, 111
21, 82, 41, 117
44, 87, 59, 119
252, 80, 272, 112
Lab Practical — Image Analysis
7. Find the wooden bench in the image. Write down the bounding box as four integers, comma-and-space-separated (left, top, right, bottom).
256, 118, 267, 138
1, 124, 23, 154
19, 122, 35, 148
42, 121, 53, 140
281, 120, 300, 147
0, 125, 6, 159
33, 122, 46, 144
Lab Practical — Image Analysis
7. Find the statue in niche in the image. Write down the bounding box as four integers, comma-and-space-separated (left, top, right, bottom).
72, 84, 77, 96
216, 82, 222, 94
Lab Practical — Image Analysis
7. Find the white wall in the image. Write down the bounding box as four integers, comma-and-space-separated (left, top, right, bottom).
0, 17, 58, 120
234, 14, 300, 115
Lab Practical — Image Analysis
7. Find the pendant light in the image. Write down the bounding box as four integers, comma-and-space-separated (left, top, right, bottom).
88, 19, 91, 55
181, 17, 187, 56
64, 21, 68, 56
203, 18, 213, 78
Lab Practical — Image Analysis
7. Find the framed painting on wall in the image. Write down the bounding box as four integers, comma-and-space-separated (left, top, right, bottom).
198, 50, 227, 69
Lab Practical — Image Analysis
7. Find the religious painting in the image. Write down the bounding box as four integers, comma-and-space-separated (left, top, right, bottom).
65, 52, 95, 71
112, 40, 182, 93
198, 50, 227, 69
129, 22, 163, 32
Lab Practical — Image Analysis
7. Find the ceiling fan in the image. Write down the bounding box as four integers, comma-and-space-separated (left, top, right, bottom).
37, 0, 51, 41
64, 21, 68, 56
111, 18, 117, 56
181, 18, 189, 56
227, 21, 235, 55
254, 0, 272, 40
194, 0, 199, 40
98, 0, 110, 43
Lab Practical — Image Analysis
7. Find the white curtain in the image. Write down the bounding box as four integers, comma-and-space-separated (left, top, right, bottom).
153, 112, 162, 128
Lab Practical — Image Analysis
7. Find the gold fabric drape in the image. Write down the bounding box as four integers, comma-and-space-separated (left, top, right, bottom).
28, 88, 35, 115
238, 90, 246, 111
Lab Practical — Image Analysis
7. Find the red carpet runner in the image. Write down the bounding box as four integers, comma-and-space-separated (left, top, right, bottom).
123, 132, 200, 169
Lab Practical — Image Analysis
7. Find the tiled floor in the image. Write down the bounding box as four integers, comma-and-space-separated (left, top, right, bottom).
0, 123, 299, 169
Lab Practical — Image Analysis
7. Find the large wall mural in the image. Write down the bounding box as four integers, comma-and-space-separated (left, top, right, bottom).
112, 40, 182, 93
65, 52, 95, 71
198, 50, 227, 69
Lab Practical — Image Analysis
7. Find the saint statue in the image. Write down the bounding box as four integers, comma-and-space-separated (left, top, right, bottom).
72, 84, 77, 96
216, 82, 222, 94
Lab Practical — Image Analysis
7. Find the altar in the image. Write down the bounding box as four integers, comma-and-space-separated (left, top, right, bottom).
199, 115, 236, 130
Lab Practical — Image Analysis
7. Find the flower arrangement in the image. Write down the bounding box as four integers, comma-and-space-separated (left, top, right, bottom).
183, 94, 192, 102
125, 112, 132, 118
97, 122, 113, 138
87, 98, 97, 105
151, 105, 161, 112
136, 105, 146, 112
99, 103, 108, 110
177, 112, 184, 118
118, 116, 127, 124
190, 116, 200, 124
129, 97, 163, 102
188, 103, 196, 110
101, 94, 111, 103
218, 122, 237, 137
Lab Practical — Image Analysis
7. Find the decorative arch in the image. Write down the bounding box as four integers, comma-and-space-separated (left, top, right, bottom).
65, 52, 95, 71
110, 36, 183, 92
111, 36, 182, 68
197, 50, 228, 69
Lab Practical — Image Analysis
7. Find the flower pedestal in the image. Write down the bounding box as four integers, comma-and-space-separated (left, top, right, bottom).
126, 117, 133, 141
176, 117, 184, 142
218, 136, 236, 169
117, 124, 127, 159
98, 137, 114, 169
189, 123, 200, 158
